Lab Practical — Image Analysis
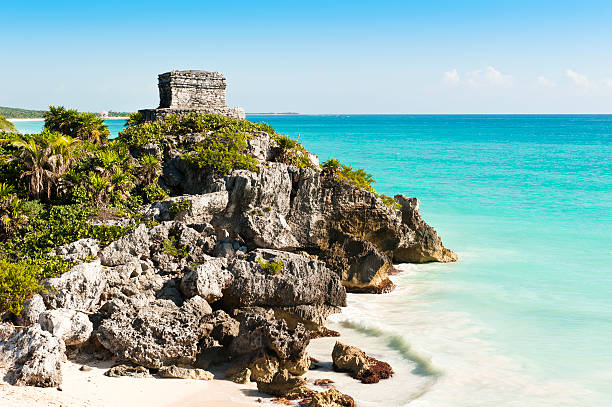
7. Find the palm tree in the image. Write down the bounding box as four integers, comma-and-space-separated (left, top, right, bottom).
5, 132, 80, 200
44, 106, 110, 144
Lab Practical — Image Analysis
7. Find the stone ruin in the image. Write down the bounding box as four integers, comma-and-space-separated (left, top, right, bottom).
139, 70, 245, 121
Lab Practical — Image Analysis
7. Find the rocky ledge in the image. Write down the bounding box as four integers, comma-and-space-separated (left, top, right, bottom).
1, 116, 455, 403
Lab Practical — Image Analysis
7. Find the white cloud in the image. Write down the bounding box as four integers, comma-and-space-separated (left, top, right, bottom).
537, 76, 556, 87
465, 66, 512, 87
603, 78, 612, 90
566, 69, 591, 88
443, 69, 460, 86
484, 66, 512, 85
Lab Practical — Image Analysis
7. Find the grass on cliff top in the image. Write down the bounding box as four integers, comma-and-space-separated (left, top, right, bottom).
322, 158, 400, 210
120, 112, 314, 174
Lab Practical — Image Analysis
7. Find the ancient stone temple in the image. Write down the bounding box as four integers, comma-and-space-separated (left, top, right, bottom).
139, 70, 245, 121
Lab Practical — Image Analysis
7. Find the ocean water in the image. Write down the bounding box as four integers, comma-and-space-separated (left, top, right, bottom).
247, 115, 612, 407
11, 118, 127, 136
14, 114, 612, 405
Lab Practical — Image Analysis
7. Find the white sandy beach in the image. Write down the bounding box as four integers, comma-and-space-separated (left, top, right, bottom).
0, 359, 266, 407
8, 117, 128, 122
7, 118, 44, 122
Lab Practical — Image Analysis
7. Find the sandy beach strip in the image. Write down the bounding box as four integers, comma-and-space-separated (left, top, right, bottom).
7, 118, 44, 122
8, 117, 128, 122
0, 360, 264, 407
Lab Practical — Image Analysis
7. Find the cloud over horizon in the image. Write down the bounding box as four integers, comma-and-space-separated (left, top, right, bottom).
565, 69, 591, 89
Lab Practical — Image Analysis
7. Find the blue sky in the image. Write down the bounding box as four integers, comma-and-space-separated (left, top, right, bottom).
2, 0, 612, 113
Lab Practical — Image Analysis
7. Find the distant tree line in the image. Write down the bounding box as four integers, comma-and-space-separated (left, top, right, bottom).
0, 107, 47, 119
0, 106, 133, 119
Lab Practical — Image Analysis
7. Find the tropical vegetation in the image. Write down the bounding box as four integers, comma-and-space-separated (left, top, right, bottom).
0, 107, 395, 315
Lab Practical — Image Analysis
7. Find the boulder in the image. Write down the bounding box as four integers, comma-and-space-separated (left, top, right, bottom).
104, 364, 150, 378
228, 367, 251, 384
43, 260, 104, 311
15, 294, 46, 326
0, 323, 65, 387
331, 342, 393, 384
308, 388, 355, 407
39, 309, 93, 346
223, 249, 346, 309
256, 369, 310, 398
248, 353, 279, 382
180, 256, 231, 302
228, 312, 310, 362
96, 296, 213, 368
50, 238, 99, 262
157, 365, 214, 380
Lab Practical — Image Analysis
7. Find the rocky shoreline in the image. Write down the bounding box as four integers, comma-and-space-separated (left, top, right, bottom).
0, 71, 455, 405
0, 124, 455, 404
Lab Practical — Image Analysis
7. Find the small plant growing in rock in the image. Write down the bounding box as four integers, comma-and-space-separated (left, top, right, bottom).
162, 236, 189, 258
379, 194, 401, 210
257, 258, 284, 275
169, 200, 192, 219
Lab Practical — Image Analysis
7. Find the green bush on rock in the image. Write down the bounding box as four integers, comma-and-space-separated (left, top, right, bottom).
0, 260, 44, 315
257, 258, 285, 275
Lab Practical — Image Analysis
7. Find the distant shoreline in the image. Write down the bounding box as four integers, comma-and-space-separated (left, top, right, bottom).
9, 117, 128, 122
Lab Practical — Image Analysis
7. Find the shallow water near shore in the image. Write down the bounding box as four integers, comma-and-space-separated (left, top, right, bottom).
266, 114, 612, 406
13, 114, 612, 405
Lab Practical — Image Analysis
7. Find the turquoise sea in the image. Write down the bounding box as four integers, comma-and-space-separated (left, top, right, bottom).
13, 115, 612, 406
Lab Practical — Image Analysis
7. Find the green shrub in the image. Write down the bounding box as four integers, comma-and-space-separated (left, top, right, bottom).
257, 258, 284, 275
322, 158, 341, 174
1, 204, 133, 277
271, 134, 313, 169
338, 165, 376, 193
141, 183, 169, 203
0, 260, 44, 315
183, 131, 258, 175
169, 200, 192, 219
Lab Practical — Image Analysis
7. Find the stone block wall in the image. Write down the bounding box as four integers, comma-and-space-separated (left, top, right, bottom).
139, 70, 245, 121
158, 71, 227, 109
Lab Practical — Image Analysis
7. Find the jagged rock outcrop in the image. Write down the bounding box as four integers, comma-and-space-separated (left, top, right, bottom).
394, 195, 458, 262
226, 309, 311, 384
42, 260, 105, 311
0, 323, 65, 387
222, 249, 346, 310
156, 133, 456, 293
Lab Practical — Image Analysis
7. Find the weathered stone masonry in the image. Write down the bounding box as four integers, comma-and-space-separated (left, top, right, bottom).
140, 70, 245, 121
